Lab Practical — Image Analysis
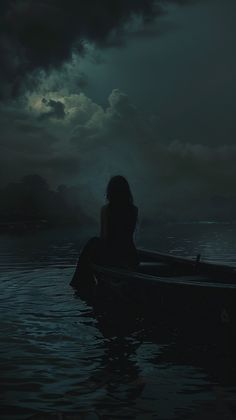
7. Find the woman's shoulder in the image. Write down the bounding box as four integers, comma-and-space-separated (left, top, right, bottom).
101, 204, 109, 215
132, 204, 138, 216
127, 204, 138, 221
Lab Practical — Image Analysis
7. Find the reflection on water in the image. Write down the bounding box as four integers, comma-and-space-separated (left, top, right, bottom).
0, 223, 236, 419
140, 222, 236, 265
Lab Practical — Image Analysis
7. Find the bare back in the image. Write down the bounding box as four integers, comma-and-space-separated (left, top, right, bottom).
100, 203, 138, 267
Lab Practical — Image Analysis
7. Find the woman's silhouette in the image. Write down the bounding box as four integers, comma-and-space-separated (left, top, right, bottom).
101, 175, 138, 267
70, 176, 139, 287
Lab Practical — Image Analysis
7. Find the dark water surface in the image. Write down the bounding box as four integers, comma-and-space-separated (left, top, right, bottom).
0, 223, 236, 419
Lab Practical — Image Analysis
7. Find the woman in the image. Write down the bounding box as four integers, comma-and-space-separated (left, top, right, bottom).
70, 176, 139, 287
100, 175, 139, 268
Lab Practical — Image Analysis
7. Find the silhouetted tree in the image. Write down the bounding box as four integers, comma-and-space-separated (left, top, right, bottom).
0, 174, 89, 230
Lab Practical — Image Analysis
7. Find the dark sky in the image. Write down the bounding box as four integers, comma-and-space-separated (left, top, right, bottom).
1, 0, 236, 219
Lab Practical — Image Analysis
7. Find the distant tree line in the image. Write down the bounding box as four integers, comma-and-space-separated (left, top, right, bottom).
0, 174, 89, 230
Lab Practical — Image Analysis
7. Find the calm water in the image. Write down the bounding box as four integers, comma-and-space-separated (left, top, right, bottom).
0, 223, 236, 419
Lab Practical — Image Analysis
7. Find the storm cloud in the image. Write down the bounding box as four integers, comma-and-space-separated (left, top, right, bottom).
1, 0, 235, 222
1, 87, 236, 220
0, 0, 196, 98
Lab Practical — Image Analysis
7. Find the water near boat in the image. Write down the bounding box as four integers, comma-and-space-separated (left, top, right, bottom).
0, 222, 236, 419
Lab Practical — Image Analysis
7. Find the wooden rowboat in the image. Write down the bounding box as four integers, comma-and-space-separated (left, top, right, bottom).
71, 248, 236, 327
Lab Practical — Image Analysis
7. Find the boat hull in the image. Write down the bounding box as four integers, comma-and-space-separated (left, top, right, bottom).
71, 248, 236, 328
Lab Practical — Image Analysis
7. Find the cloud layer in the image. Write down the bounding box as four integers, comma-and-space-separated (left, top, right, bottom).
0, 0, 196, 98
1, 0, 235, 222
1, 87, 236, 220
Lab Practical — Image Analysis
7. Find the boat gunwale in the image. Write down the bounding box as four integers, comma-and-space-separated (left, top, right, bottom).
92, 264, 236, 290
138, 248, 236, 272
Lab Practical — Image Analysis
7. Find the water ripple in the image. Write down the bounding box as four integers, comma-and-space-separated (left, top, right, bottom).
0, 225, 236, 418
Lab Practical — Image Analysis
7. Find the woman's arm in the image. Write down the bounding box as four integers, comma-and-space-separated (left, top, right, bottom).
100, 205, 109, 241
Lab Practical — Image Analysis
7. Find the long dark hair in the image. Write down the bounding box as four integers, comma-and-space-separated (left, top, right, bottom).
106, 175, 133, 206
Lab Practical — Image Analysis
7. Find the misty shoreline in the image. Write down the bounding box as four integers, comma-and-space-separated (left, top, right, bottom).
1, 174, 236, 236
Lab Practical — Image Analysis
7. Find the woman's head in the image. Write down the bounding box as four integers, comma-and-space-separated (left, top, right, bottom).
106, 175, 133, 206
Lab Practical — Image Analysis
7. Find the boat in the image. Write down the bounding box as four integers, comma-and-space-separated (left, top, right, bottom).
70, 248, 236, 328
